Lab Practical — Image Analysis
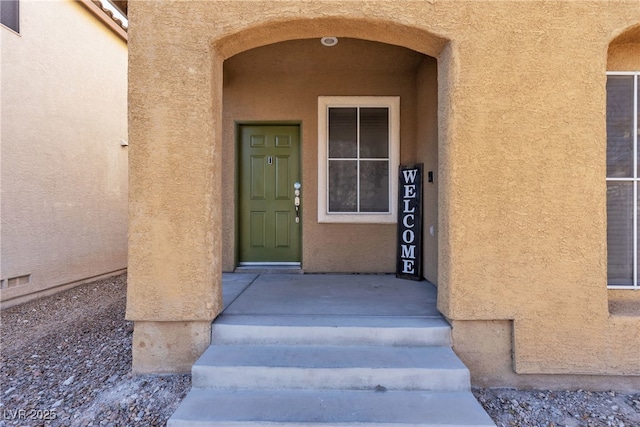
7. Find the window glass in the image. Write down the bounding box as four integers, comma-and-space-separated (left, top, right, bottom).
359, 108, 389, 158
606, 76, 634, 178
360, 161, 389, 212
327, 107, 391, 213
607, 182, 634, 286
328, 108, 357, 158
328, 160, 357, 212
0, 0, 19, 33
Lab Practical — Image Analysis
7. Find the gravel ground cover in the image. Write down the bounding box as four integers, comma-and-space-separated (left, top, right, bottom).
1, 275, 189, 426
1, 274, 639, 426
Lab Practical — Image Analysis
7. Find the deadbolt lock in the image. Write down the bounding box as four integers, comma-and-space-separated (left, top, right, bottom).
294, 182, 301, 223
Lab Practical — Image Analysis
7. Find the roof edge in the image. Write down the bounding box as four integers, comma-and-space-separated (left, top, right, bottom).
77, 0, 128, 42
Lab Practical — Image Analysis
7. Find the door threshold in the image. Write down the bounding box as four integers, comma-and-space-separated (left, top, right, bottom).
234, 264, 303, 274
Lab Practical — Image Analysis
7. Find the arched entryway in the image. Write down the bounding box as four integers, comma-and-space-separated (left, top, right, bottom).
126, 1, 640, 390
127, 8, 453, 373
220, 37, 441, 281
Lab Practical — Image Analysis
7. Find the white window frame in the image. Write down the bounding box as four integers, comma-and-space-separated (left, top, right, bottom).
318, 96, 400, 224
606, 71, 639, 290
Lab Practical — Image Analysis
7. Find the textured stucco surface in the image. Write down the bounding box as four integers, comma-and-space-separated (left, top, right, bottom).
128, 0, 640, 381
0, 0, 128, 307
132, 321, 212, 374
415, 58, 439, 285
126, 3, 222, 324
452, 320, 640, 391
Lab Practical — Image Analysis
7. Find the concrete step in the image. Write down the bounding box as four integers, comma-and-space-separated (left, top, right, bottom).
167, 388, 495, 427
212, 315, 451, 346
192, 344, 470, 391
170, 311, 495, 427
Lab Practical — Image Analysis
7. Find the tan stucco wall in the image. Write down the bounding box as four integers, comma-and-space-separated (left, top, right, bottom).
132, 321, 212, 374
452, 320, 640, 392
126, 0, 223, 370
415, 58, 439, 285
608, 43, 640, 71
1, 0, 128, 308
128, 0, 640, 382
608, 23, 640, 71
222, 39, 429, 273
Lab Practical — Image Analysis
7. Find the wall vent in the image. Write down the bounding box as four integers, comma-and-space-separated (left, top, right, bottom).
3, 274, 32, 288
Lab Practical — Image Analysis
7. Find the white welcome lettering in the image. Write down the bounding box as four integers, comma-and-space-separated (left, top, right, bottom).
401, 244, 415, 259
403, 184, 416, 199
403, 214, 414, 228
403, 199, 415, 213
402, 169, 418, 183
402, 229, 415, 243
399, 167, 421, 277
402, 259, 415, 274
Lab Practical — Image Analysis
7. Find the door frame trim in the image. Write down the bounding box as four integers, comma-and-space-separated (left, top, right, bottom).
234, 121, 303, 268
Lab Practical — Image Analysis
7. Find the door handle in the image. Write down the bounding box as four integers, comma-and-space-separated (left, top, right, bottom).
294, 182, 301, 223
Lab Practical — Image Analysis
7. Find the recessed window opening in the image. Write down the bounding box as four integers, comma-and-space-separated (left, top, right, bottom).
606, 71, 639, 290
318, 96, 400, 223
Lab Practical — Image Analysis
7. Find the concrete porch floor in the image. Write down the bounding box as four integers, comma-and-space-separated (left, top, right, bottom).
169, 274, 499, 426
220, 273, 442, 318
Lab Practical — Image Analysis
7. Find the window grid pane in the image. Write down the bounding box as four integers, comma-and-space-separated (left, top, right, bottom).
327, 107, 390, 214
328, 108, 357, 159
359, 108, 389, 158
328, 160, 357, 212
356, 109, 360, 212
606, 72, 640, 289
606, 75, 634, 178
636, 75, 639, 288
360, 161, 389, 212
607, 182, 634, 286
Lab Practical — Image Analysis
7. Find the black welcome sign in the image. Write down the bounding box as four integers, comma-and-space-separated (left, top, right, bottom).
396, 164, 423, 281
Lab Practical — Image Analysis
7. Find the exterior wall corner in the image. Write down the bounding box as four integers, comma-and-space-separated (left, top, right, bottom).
131, 321, 212, 374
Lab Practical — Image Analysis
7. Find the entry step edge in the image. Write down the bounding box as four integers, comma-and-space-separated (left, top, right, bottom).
234, 265, 303, 274
212, 316, 451, 346
191, 345, 470, 391
214, 315, 450, 327
195, 344, 466, 370
167, 389, 496, 427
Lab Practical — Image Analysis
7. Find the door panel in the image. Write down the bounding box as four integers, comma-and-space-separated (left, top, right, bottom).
251, 156, 266, 199
250, 212, 266, 248
275, 156, 290, 200
240, 125, 300, 263
275, 211, 291, 247
275, 134, 291, 147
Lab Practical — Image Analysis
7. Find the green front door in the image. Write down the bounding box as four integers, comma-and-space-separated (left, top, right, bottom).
239, 125, 301, 264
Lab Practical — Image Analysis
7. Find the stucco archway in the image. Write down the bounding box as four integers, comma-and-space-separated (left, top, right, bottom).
127, 1, 640, 389
127, 8, 455, 374
213, 15, 452, 277
220, 37, 442, 277
608, 23, 640, 71
211, 17, 448, 60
